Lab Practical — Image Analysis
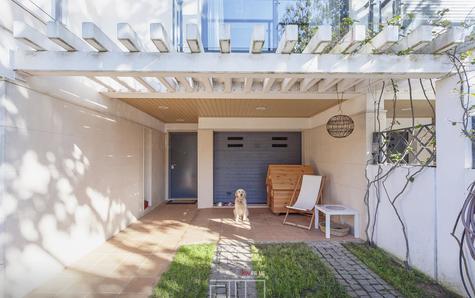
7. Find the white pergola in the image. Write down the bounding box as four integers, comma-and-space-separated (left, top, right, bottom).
12, 21, 470, 100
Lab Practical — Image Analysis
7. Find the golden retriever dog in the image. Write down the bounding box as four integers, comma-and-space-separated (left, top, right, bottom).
233, 189, 249, 222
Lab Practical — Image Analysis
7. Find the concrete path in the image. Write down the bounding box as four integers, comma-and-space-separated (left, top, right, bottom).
208, 239, 257, 298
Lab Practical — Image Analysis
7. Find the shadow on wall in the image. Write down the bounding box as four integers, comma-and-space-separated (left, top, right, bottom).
0, 82, 153, 297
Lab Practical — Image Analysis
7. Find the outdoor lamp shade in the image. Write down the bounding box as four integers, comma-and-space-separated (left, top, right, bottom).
326, 115, 355, 138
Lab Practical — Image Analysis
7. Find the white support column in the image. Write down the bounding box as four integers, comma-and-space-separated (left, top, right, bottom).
435, 74, 475, 295
197, 129, 214, 208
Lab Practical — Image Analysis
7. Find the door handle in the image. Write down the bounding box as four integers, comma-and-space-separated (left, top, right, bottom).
171, 163, 176, 170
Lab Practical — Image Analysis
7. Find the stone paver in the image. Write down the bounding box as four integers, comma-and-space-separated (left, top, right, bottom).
308, 241, 401, 298
209, 239, 257, 298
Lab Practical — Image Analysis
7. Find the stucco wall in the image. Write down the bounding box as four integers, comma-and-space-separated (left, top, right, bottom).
368, 165, 437, 278
302, 112, 367, 236
0, 82, 166, 297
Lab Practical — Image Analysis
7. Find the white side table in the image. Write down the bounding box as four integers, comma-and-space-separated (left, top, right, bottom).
315, 204, 360, 239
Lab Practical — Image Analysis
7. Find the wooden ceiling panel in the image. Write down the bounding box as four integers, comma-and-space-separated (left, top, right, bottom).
121, 98, 339, 123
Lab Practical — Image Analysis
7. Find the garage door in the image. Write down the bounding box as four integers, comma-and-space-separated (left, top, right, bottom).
214, 132, 301, 204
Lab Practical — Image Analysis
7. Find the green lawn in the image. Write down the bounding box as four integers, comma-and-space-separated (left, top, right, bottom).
343, 242, 460, 298
153, 243, 216, 298
251, 243, 349, 298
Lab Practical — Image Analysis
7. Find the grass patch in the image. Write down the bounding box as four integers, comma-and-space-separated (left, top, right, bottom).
251, 243, 349, 298
343, 242, 460, 298
153, 243, 215, 298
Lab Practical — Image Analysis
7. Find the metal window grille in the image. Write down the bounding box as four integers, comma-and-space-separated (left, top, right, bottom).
372, 124, 436, 166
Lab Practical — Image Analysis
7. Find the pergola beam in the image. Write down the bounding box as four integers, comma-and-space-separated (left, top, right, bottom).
360, 25, 399, 54
14, 52, 452, 79
300, 78, 319, 92
150, 23, 171, 53
186, 24, 203, 53
219, 24, 231, 54
303, 25, 332, 54
47, 22, 92, 51
281, 78, 298, 92
135, 77, 157, 92
13, 22, 58, 51
391, 25, 433, 54
250, 25, 265, 54
82, 22, 121, 52
423, 26, 465, 54
330, 24, 366, 54
243, 78, 253, 92
157, 77, 177, 92
276, 25, 298, 54
117, 23, 145, 52
263, 78, 275, 92
318, 78, 341, 92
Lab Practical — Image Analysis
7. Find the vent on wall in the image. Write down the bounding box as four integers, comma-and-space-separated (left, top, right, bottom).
228, 137, 243, 140
272, 144, 288, 148
228, 144, 243, 148
272, 137, 288, 141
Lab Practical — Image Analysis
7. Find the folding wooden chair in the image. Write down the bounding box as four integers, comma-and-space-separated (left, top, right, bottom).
282, 175, 325, 230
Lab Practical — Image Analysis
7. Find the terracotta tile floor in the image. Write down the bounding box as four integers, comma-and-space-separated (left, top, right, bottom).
28, 204, 354, 297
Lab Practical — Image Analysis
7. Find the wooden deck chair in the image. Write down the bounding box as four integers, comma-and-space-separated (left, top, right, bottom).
282, 175, 325, 230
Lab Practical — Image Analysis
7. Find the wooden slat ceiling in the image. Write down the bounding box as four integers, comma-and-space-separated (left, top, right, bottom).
121, 98, 339, 123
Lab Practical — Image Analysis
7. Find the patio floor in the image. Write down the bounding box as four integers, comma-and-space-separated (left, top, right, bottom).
27, 203, 354, 297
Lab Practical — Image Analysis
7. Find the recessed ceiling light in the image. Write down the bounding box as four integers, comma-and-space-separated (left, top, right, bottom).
256, 106, 267, 111
400, 108, 412, 111
176, 119, 185, 122
158, 105, 169, 110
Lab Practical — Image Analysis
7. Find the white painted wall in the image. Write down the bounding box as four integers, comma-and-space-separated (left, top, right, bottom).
0, 81, 167, 297
368, 165, 437, 277
303, 112, 368, 236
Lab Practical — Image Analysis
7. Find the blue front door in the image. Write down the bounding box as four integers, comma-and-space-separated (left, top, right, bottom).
214, 132, 302, 204
169, 132, 197, 199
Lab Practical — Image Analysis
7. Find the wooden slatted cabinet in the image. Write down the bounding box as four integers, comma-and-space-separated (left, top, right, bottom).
266, 164, 315, 214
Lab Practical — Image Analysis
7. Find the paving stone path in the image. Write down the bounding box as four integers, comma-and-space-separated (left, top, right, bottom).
308, 241, 401, 298
208, 239, 257, 298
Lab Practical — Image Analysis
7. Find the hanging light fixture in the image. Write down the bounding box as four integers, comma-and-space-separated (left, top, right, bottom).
326, 91, 355, 138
